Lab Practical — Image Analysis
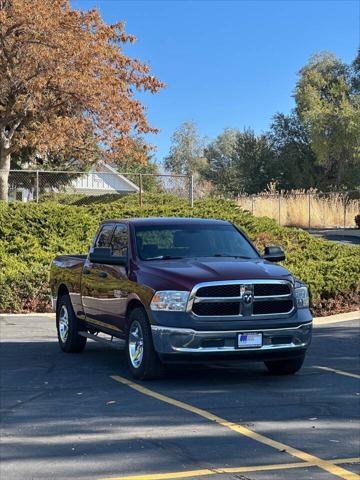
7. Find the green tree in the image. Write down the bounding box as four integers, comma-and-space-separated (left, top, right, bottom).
203, 128, 275, 196
295, 51, 360, 188
164, 122, 207, 175
235, 130, 275, 194
112, 137, 161, 192
202, 128, 240, 195
268, 112, 320, 190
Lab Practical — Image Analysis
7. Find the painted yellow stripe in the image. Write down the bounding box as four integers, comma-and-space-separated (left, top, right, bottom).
111, 375, 359, 480
98, 457, 360, 480
315, 366, 360, 380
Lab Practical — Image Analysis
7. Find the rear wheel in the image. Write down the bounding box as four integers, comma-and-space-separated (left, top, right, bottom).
56, 294, 87, 353
264, 354, 305, 375
126, 308, 164, 380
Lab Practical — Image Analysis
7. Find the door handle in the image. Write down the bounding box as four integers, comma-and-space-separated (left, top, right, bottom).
97, 271, 108, 278
83, 267, 91, 275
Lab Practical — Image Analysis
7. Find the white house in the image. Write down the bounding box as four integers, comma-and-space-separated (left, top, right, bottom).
69, 164, 139, 195
9, 164, 139, 201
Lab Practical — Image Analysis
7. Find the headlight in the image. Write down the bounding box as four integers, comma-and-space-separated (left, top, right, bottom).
294, 286, 309, 309
150, 291, 189, 312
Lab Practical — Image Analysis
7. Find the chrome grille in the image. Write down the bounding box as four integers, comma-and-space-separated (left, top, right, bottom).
189, 280, 294, 317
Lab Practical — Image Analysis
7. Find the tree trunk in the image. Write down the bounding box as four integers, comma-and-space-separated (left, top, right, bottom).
0, 142, 11, 202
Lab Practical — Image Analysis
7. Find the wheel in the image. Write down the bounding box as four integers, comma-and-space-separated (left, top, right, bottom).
126, 308, 165, 380
56, 294, 87, 353
265, 354, 305, 375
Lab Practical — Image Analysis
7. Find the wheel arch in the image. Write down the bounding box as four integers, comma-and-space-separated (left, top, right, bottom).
58, 283, 69, 297
125, 299, 148, 330
55, 284, 70, 312
126, 298, 146, 316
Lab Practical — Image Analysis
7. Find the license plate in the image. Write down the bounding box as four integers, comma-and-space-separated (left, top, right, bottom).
237, 332, 262, 348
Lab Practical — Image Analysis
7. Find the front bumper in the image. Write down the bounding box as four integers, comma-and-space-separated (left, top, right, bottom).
151, 321, 312, 356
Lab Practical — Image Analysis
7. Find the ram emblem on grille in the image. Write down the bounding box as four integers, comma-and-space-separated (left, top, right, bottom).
243, 293, 253, 304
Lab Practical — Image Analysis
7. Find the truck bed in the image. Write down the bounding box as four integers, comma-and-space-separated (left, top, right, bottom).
50, 254, 88, 311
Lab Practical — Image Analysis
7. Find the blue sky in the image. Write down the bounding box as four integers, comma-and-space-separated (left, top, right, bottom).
73, 0, 359, 164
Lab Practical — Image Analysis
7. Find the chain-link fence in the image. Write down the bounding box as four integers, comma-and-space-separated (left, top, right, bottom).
6, 170, 360, 228
236, 191, 360, 229
7, 169, 194, 207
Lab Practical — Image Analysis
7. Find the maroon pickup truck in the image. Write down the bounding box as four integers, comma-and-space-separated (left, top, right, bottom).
50, 217, 312, 379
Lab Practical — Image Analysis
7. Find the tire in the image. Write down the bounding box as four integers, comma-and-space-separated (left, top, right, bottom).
126, 308, 165, 380
265, 354, 305, 375
56, 294, 87, 353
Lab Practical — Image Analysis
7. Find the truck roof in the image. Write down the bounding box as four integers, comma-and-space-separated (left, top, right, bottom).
101, 217, 231, 227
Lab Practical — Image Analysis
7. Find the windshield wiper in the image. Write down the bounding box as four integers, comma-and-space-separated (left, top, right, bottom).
145, 255, 184, 260
213, 254, 252, 259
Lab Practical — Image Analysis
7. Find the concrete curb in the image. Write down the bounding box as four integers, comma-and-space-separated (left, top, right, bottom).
0, 312, 55, 318
1, 310, 359, 325
313, 310, 360, 326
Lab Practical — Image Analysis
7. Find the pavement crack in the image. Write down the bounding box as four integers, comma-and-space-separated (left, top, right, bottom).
0, 391, 49, 420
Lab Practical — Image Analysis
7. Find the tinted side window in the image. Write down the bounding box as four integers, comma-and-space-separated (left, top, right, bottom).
111, 224, 128, 257
95, 225, 114, 248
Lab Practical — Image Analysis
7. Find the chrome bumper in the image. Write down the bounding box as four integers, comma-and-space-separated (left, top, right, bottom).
151, 322, 312, 354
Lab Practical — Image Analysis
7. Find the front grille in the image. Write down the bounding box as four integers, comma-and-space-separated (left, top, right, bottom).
253, 300, 293, 315
254, 283, 290, 296
197, 284, 240, 297
192, 302, 240, 316
191, 282, 294, 317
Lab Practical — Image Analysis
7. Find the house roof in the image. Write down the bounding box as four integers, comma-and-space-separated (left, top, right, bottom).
91, 163, 140, 192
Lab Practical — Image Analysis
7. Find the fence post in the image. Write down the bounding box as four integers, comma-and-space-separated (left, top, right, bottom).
36, 170, 39, 203
308, 192, 311, 229
344, 194, 347, 229
278, 194, 281, 225
139, 173, 143, 207
251, 194, 254, 215
189, 175, 194, 208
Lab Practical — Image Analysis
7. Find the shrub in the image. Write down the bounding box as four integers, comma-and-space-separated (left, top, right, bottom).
355, 214, 360, 229
0, 194, 359, 315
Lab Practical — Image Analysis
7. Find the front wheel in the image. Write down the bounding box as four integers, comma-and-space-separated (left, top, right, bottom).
56, 294, 87, 353
126, 308, 165, 380
264, 354, 305, 375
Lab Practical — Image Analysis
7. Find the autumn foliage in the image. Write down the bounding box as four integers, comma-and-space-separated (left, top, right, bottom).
0, 0, 163, 200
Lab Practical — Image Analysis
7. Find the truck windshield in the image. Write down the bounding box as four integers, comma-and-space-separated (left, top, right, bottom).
134, 224, 259, 261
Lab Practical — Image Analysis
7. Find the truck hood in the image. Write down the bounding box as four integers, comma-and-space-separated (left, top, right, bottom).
137, 257, 293, 292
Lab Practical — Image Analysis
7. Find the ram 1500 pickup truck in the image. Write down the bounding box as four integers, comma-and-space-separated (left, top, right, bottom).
50, 217, 312, 379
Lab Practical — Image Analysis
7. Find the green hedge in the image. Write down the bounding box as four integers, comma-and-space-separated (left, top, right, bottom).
0, 194, 359, 314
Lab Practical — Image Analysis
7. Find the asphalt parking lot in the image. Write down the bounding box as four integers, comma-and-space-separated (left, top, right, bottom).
1, 315, 359, 480
307, 229, 360, 246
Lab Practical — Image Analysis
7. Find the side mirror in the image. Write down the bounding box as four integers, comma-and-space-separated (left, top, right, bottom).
263, 245, 285, 262
89, 247, 127, 266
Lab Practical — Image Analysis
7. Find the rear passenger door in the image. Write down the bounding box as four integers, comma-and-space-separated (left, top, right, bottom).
82, 223, 130, 336
82, 224, 115, 331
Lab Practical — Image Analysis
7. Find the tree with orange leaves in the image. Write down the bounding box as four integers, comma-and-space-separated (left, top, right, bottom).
0, 0, 163, 200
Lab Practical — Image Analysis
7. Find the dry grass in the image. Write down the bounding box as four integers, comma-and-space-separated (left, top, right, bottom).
236, 192, 360, 228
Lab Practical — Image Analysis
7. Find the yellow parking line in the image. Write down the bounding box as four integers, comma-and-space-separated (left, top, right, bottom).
98, 456, 360, 480
315, 366, 360, 380
111, 375, 359, 480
